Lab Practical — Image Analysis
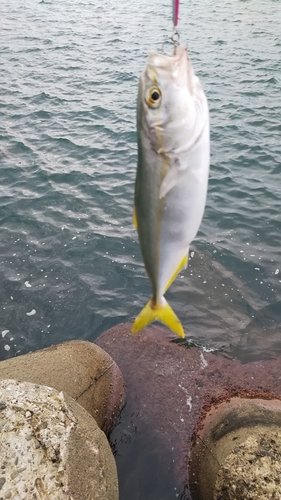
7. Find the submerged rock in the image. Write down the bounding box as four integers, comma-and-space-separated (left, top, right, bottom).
0, 379, 118, 500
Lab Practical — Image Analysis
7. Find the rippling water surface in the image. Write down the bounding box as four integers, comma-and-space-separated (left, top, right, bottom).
1, 0, 280, 362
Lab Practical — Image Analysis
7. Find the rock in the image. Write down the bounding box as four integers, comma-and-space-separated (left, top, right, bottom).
189, 397, 281, 500
96, 322, 281, 500
215, 431, 281, 499
0, 340, 124, 434
0, 379, 118, 500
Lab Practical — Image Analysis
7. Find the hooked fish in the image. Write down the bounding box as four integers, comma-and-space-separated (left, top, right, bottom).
133, 46, 210, 337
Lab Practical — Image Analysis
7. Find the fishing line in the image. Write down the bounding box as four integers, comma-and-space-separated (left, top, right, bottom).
172, 0, 180, 54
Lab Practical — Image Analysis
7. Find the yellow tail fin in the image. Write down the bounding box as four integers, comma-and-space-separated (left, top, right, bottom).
132, 297, 185, 338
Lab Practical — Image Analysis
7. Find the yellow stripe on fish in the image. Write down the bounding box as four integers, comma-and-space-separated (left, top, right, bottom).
164, 253, 188, 293
133, 206, 138, 230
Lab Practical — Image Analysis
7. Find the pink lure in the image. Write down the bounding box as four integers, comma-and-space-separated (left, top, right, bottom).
173, 0, 180, 26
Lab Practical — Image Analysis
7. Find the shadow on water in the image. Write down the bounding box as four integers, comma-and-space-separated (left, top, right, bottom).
232, 301, 281, 362
173, 247, 281, 362
110, 396, 190, 500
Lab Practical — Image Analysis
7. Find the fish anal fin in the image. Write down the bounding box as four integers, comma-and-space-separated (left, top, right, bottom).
164, 252, 189, 293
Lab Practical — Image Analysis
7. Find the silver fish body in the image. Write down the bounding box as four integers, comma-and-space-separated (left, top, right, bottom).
133, 46, 210, 337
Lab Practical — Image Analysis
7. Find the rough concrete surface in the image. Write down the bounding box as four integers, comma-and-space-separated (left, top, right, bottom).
0, 379, 118, 500
214, 429, 281, 500
189, 397, 281, 500
0, 340, 124, 434
96, 322, 281, 500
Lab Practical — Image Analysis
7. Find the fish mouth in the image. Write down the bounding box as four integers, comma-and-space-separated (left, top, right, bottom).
146, 45, 188, 73
143, 45, 192, 93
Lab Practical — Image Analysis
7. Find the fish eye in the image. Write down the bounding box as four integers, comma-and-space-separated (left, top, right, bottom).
151, 90, 160, 101
146, 86, 162, 108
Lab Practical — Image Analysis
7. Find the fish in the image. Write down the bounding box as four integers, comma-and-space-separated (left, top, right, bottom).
132, 45, 210, 337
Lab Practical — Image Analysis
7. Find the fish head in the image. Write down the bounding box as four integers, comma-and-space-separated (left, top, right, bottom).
138, 46, 202, 153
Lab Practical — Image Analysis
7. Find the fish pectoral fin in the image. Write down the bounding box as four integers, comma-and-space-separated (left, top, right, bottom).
164, 251, 189, 293
159, 157, 185, 199
133, 205, 138, 230
132, 297, 185, 338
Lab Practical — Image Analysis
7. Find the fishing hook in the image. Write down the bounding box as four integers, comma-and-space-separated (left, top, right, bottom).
172, 0, 180, 54
171, 26, 180, 54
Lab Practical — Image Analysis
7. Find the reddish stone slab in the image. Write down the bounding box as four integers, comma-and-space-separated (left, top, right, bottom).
96, 322, 281, 500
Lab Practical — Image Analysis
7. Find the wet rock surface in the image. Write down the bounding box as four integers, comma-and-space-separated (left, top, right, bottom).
0, 379, 119, 500
96, 322, 281, 500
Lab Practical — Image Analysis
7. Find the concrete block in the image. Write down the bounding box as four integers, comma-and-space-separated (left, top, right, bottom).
0, 379, 118, 500
0, 340, 125, 434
